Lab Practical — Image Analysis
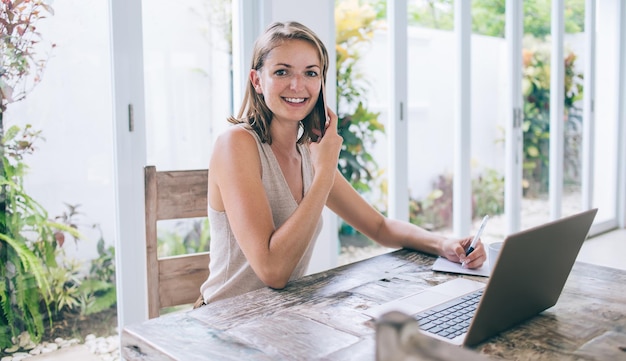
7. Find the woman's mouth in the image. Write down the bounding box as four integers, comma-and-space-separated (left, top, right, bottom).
284, 97, 306, 104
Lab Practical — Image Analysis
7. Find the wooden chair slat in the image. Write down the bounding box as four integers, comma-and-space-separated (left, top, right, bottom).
158, 253, 210, 308
145, 165, 210, 318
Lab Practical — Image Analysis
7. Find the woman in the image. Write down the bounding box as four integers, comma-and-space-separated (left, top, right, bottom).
199, 21, 485, 305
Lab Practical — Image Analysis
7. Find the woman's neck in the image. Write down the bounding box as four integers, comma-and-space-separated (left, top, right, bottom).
269, 121, 300, 157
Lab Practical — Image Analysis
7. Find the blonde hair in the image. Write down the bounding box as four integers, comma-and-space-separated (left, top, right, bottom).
229, 21, 329, 144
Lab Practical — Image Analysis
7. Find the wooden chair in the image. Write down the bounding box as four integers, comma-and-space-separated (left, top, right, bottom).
144, 165, 211, 318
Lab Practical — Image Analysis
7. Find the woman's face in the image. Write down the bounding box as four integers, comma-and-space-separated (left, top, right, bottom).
251, 39, 322, 126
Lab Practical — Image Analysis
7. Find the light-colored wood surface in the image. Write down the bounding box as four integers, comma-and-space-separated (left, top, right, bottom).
122, 249, 626, 360
144, 166, 210, 318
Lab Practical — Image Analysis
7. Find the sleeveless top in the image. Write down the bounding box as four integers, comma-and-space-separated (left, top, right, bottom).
200, 126, 323, 304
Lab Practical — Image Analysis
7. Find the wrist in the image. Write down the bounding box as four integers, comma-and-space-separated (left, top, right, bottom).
436, 236, 450, 257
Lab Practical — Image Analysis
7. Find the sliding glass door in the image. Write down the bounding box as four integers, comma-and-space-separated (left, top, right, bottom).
142, 0, 233, 171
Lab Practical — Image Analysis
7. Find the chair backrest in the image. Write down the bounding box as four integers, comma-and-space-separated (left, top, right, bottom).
145, 165, 210, 318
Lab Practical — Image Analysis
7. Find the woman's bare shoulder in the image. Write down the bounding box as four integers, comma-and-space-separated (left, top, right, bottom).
215, 125, 257, 150
211, 125, 260, 169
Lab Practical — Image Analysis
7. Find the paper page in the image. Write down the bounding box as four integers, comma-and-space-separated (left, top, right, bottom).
432, 257, 490, 277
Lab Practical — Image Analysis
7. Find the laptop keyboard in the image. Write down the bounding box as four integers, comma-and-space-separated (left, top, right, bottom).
415, 290, 483, 339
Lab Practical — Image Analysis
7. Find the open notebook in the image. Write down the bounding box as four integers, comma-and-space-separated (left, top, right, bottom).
363, 209, 598, 347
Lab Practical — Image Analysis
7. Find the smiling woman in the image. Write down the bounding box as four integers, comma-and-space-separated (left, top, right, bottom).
197, 20, 486, 308
201, 21, 340, 302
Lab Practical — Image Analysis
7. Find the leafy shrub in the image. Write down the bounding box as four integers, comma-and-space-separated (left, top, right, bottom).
472, 168, 505, 217
157, 218, 211, 257
409, 168, 505, 231
521, 40, 583, 196
335, 0, 386, 195
0, 128, 81, 348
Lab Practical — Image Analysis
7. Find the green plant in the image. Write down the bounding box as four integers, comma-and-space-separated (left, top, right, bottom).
472, 168, 505, 217
157, 218, 211, 257
521, 40, 583, 196
0, 127, 81, 348
405, 0, 585, 39
409, 173, 454, 231
335, 0, 385, 195
0, 2, 84, 347
409, 168, 505, 231
76, 225, 116, 316
51, 206, 117, 317
47, 258, 82, 312
0, 194, 79, 346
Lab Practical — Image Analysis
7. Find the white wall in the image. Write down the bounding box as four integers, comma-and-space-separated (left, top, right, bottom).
361, 28, 508, 199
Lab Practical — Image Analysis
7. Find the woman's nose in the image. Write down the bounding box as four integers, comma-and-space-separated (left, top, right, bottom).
290, 74, 305, 91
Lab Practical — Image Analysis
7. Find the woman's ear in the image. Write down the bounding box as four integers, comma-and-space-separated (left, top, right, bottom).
250, 69, 263, 94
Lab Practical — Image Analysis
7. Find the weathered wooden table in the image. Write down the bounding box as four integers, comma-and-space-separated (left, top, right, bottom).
121, 249, 626, 360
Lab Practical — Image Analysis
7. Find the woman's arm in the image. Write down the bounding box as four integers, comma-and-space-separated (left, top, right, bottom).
326, 173, 486, 268
209, 128, 326, 288
210, 117, 343, 288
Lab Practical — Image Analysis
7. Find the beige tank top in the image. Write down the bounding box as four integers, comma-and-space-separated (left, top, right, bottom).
200, 126, 323, 303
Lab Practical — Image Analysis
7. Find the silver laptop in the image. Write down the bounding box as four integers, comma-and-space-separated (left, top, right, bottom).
364, 208, 598, 347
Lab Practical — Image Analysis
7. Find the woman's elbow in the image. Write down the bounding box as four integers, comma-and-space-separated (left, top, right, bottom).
257, 268, 289, 289
265, 280, 288, 290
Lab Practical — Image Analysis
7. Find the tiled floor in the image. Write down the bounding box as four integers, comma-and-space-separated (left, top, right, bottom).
577, 228, 626, 271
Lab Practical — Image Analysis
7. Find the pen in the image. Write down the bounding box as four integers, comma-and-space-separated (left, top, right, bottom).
465, 215, 490, 256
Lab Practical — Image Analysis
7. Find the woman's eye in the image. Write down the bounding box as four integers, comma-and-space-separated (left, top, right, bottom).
275, 69, 287, 76
306, 71, 319, 77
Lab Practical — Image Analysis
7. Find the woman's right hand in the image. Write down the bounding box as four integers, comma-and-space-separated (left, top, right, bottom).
309, 106, 343, 182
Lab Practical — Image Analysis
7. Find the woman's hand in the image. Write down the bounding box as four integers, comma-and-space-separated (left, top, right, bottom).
440, 236, 486, 269
309, 106, 343, 181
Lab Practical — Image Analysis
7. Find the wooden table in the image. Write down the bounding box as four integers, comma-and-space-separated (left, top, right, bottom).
121, 249, 626, 360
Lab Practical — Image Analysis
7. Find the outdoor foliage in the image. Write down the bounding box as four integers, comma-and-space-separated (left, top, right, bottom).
335, 0, 385, 195
409, 174, 454, 230
406, 0, 586, 197
521, 39, 583, 195
472, 168, 505, 217
0, 0, 55, 113
157, 218, 211, 258
0, 0, 60, 348
409, 169, 505, 231
1, 1, 116, 350
0, 149, 81, 348
407, 0, 585, 39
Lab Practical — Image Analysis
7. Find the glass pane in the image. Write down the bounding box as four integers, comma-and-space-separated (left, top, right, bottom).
406, 0, 457, 237
1, 0, 118, 357
592, 0, 618, 224
520, 1, 552, 230
519, 0, 587, 228
402, 1, 507, 243
335, 0, 389, 265
562, 0, 585, 218
143, 0, 232, 171
470, 1, 507, 243
141, 0, 232, 260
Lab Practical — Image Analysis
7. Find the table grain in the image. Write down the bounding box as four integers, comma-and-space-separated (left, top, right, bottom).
122, 249, 626, 360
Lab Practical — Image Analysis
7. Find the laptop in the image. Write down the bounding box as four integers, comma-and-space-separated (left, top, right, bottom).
363, 208, 598, 347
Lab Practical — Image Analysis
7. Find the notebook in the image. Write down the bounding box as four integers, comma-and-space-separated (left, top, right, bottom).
363, 208, 598, 347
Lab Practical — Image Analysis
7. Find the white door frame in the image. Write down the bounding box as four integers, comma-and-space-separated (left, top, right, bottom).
109, 0, 148, 329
